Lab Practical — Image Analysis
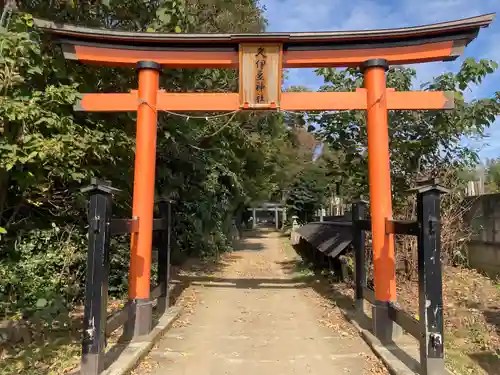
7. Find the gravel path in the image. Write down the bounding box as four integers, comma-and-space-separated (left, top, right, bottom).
133, 230, 387, 375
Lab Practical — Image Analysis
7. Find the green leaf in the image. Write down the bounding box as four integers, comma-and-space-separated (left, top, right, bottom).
174, 26, 182, 33
158, 12, 172, 25
36, 298, 48, 308
0, 227, 6, 234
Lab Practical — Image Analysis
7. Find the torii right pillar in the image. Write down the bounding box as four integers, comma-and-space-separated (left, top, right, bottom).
362, 58, 402, 341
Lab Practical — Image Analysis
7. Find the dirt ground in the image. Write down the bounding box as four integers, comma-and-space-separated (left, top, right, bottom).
330, 259, 500, 374
132, 230, 388, 375
4, 229, 498, 375
0, 264, 185, 375
396, 267, 500, 374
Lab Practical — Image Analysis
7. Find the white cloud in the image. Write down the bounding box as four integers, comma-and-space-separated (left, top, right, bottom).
264, 0, 343, 32
401, 0, 483, 24
338, 2, 398, 30
484, 33, 500, 62
462, 119, 500, 160
482, 122, 500, 159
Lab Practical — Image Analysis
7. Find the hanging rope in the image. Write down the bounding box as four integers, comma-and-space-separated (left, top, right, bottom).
137, 98, 240, 121
137, 98, 240, 151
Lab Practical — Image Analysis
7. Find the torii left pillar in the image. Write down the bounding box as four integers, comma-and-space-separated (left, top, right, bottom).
126, 61, 161, 339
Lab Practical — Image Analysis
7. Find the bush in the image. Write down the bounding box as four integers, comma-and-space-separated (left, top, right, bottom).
0, 224, 86, 318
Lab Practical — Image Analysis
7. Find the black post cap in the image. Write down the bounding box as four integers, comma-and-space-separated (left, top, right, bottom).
136, 61, 163, 72
360, 58, 389, 72
406, 177, 450, 195
81, 177, 121, 194
352, 199, 369, 205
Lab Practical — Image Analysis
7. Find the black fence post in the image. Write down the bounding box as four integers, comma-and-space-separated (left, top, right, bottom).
80, 179, 115, 375
352, 201, 367, 313
157, 200, 173, 314
416, 180, 448, 375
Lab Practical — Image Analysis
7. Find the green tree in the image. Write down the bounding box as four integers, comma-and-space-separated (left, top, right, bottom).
286, 159, 329, 222
485, 158, 500, 192
0, 0, 279, 321
314, 59, 500, 202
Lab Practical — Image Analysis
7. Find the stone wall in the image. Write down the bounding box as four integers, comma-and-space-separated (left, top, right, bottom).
464, 193, 500, 277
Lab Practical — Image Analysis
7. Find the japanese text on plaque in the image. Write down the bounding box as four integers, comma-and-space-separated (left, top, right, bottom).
255, 47, 267, 103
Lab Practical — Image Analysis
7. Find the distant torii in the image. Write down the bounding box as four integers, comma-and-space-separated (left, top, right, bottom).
248, 202, 285, 230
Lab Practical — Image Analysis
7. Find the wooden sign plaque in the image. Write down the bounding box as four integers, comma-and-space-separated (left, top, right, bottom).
239, 44, 282, 109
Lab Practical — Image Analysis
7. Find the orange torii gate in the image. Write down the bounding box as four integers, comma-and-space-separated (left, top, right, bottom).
34, 13, 494, 374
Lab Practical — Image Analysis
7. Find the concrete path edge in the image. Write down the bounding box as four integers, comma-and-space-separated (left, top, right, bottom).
102, 306, 183, 375
340, 309, 453, 375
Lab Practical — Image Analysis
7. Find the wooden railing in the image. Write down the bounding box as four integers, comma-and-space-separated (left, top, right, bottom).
80, 178, 174, 375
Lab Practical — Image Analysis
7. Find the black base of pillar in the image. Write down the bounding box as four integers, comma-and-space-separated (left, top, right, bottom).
355, 298, 364, 313
372, 300, 402, 343
156, 295, 168, 315
420, 354, 446, 375
81, 353, 103, 375
123, 298, 153, 341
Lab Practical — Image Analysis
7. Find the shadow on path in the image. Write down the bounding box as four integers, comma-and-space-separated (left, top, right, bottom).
278, 248, 421, 373
174, 275, 316, 289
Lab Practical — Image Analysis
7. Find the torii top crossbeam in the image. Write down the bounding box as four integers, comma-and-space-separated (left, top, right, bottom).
34, 14, 494, 112
35, 14, 493, 67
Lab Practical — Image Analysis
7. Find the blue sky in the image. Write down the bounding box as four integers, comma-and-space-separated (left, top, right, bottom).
261, 0, 500, 160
